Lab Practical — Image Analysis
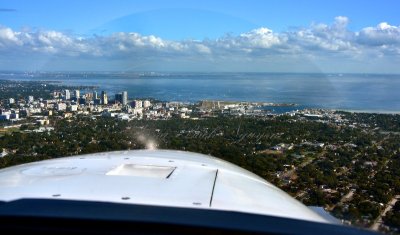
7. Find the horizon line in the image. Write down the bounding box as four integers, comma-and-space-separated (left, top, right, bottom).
1, 70, 400, 76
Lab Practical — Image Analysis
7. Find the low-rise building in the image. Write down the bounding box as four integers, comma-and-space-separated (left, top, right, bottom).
36, 119, 50, 125
57, 103, 67, 111
69, 104, 78, 112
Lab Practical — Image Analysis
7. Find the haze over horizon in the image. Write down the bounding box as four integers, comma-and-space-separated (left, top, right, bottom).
0, 0, 400, 73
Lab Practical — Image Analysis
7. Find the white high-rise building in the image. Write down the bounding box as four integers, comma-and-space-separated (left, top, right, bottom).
122, 91, 128, 105
65, 90, 71, 100
28, 96, 34, 103
74, 90, 80, 99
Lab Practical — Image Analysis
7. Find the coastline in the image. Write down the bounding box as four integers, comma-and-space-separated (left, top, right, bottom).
334, 109, 400, 115
1, 74, 400, 115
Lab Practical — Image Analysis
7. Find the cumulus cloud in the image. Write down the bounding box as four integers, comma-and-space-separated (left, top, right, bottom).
0, 26, 92, 56
1, 17, 400, 72
0, 26, 21, 46
239, 27, 281, 48
284, 16, 356, 53
357, 22, 400, 46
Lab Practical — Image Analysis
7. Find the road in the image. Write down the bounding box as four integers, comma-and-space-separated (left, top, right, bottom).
326, 190, 354, 211
370, 195, 400, 231
280, 152, 325, 180
280, 159, 310, 180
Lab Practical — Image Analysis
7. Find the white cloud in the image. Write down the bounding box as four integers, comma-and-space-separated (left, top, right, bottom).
0, 25, 93, 56
194, 44, 211, 54
284, 16, 356, 53
238, 27, 281, 48
357, 22, 400, 46
1, 17, 400, 72
0, 26, 21, 46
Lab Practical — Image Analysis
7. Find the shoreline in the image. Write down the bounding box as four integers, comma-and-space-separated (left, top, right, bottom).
198, 100, 400, 114
1, 78, 399, 115
334, 109, 400, 115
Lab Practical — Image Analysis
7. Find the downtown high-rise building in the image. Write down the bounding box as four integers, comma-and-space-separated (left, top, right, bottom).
65, 90, 70, 100
101, 91, 108, 105
74, 90, 80, 99
122, 91, 128, 105
115, 91, 128, 105
115, 93, 122, 104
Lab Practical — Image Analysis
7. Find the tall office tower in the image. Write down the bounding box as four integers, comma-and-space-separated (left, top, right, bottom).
101, 91, 108, 105
74, 90, 80, 99
115, 93, 122, 104
65, 90, 70, 100
122, 91, 128, 105
93, 91, 98, 100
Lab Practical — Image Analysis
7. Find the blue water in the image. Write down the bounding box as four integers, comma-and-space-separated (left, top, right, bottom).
1, 72, 400, 112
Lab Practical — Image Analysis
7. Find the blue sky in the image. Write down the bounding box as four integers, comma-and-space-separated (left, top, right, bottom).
0, 0, 400, 72
1, 0, 399, 39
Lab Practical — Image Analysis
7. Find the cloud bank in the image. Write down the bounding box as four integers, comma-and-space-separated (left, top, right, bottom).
1, 16, 400, 72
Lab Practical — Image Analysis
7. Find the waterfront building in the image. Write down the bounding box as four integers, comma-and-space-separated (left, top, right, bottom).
101, 91, 108, 105
74, 90, 80, 100
143, 100, 151, 108
65, 90, 70, 100
122, 91, 128, 105
115, 93, 122, 104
